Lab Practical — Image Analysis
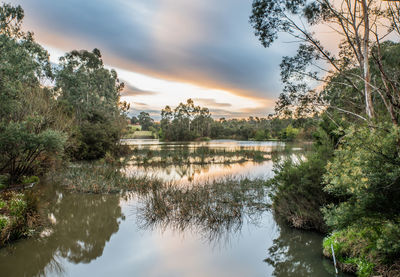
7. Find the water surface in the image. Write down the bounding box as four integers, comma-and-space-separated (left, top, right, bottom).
0, 140, 349, 277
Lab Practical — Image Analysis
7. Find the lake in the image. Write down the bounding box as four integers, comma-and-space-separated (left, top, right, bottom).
0, 140, 350, 277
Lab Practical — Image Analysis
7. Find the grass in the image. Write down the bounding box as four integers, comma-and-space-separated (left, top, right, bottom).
123, 130, 155, 139
125, 147, 273, 166
54, 163, 164, 193
55, 162, 270, 241
136, 177, 269, 241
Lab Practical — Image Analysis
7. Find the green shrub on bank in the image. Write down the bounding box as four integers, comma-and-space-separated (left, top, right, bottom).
322, 125, 400, 276
323, 221, 400, 276
269, 149, 332, 232
0, 191, 39, 246
267, 120, 338, 232
323, 125, 400, 229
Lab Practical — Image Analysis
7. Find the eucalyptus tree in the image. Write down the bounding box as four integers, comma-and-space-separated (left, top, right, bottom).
0, 3, 67, 184
138, 112, 154, 131
250, 0, 400, 124
55, 49, 126, 159
160, 99, 213, 141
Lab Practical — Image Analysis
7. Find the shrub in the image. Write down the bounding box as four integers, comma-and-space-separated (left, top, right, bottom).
323, 125, 400, 229
0, 191, 39, 246
0, 216, 9, 231
267, 119, 338, 232
269, 149, 333, 232
22, 176, 39, 184
322, 125, 400, 275
8, 193, 27, 218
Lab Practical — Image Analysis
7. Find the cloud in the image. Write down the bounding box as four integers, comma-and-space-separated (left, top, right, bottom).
120, 84, 159, 97
129, 108, 160, 119
10, 0, 297, 101
133, 102, 149, 107
193, 98, 231, 108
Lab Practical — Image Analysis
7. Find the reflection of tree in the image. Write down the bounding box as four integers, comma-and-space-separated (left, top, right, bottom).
136, 179, 268, 243
54, 193, 123, 263
0, 185, 123, 277
264, 215, 343, 277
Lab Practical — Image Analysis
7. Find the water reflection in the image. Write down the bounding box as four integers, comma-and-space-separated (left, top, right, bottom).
0, 185, 123, 276
125, 161, 276, 184
265, 216, 350, 277
122, 140, 305, 184
133, 178, 269, 242
0, 140, 345, 277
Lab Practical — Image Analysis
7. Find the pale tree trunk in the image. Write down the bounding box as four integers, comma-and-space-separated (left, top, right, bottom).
362, 0, 374, 120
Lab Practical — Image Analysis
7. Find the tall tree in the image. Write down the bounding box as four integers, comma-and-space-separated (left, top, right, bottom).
0, 3, 67, 184
56, 49, 126, 160
250, 0, 400, 123
138, 112, 154, 131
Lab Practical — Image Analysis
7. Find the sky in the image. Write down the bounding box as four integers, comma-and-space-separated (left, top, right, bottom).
10, 0, 300, 119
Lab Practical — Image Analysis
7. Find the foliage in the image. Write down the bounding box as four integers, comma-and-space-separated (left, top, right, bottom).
268, 150, 333, 232
279, 125, 299, 141
323, 222, 400, 276
0, 191, 39, 246
250, 0, 400, 123
138, 112, 154, 131
21, 176, 39, 185
56, 48, 127, 160
323, 125, 400, 229
0, 3, 68, 184
319, 125, 400, 275
159, 99, 316, 141
0, 121, 66, 184
266, 115, 339, 232
160, 99, 213, 141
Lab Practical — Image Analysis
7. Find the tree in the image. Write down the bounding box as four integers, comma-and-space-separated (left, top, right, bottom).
250, 0, 400, 123
160, 99, 213, 141
130, 116, 139, 125
0, 3, 67, 184
138, 112, 154, 131
56, 49, 126, 160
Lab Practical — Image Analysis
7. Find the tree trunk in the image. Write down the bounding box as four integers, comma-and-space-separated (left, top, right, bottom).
362, 0, 374, 120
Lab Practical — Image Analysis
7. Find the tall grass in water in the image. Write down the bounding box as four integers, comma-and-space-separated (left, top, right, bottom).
54, 163, 164, 194
136, 177, 269, 242
127, 147, 272, 166
56, 163, 270, 241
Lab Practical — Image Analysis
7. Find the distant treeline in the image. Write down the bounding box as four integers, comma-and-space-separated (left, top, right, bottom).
130, 99, 317, 142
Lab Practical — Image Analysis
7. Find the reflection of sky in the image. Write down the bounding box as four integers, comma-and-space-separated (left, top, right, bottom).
122, 140, 302, 183
56, 199, 278, 277
125, 161, 276, 184
47, 196, 347, 277
0, 140, 348, 277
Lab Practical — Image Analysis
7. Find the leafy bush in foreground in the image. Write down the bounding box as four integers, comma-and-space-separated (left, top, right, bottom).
0, 191, 39, 246
322, 125, 400, 275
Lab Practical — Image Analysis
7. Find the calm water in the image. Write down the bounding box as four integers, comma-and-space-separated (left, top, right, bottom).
0, 140, 349, 277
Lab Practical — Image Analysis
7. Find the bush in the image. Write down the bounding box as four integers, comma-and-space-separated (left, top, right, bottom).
267, 118, 339, 232
0, 121, 67, 184
323, 125, 400, 229
0, 191, 39, 246
323, 221, 400, 276
21, 176, 39, 184
322, 125, 400, 276
269, 149, 333, 232
8, 193, 27, 218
